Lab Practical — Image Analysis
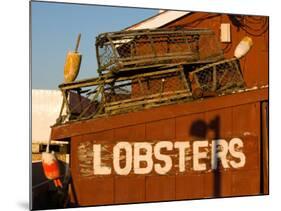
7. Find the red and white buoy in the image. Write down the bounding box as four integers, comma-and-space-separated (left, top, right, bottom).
42, 151, 63, 188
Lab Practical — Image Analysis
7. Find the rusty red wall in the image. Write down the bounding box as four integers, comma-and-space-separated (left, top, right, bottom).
165, 13, 269, 88
50, 12, 269, 206
65, 89, 267, 206
131, 13, 268, 96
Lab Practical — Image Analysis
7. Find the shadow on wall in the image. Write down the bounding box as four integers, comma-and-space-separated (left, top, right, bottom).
189, 116, 221, 197
32, 160, 70, 210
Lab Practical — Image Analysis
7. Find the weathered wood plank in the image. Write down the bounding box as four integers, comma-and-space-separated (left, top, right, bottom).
73, 135, 258, 178
51, 88, 268, 140
261, 101, 269, 194
59, 66, 183, 90
105, 91, 191, 113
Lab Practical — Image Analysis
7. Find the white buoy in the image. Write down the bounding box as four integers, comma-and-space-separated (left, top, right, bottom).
234, 36, 253, 59
42, 151, 57, 166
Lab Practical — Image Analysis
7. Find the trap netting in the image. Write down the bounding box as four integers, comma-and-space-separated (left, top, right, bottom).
95, 28, 224, 75
103, 65, 192, 114
56, 65, 193, 123
56, 81, 104, 123
189, 58, 245, 95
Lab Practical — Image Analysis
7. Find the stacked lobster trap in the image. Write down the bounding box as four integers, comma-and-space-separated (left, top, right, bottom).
95, 28, 224, 74
56, 28, 246, 124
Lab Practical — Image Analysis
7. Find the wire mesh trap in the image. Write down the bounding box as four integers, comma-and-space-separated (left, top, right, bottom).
189, 58, 245, 98
56, 59, 245, 124
103, 66, 192, 114
95, 28, 224, 75
56, 65, 193, 124
55, 29, 246, 125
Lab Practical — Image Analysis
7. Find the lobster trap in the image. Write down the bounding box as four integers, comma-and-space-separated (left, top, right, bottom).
56, 65, 193, 124
103, 65, 192, 114
55, 28, 247, 125
96, 28, 224, 75
189, 58, 245, 98
56, 58, 246, 124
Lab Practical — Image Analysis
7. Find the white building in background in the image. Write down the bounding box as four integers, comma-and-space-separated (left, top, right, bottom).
125, 10, 189, 30
32, 89, 63, 144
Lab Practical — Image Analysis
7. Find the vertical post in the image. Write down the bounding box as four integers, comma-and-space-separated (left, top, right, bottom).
95, 42, 102, 75
179, 66, 190, 91
148, 34, 157, 58
57, 89, 66, 124
212, 66, 217, 92
62, 90, 70, 117
233, 58, 245, 87
160, 78, 165, 94
183, 32, 192, 52
107, 34, 120, 68
137, 77, 145, 95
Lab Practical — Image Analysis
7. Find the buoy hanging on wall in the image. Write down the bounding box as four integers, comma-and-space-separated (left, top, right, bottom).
42, 151, 63, 188
64, 33, 82, 83
234, 36, 253, 59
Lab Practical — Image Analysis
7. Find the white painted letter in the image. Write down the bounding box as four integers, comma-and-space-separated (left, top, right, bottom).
174, 141, 190, 172
154, 141, 173, 174
134, 142, 153, 174
229, 138, 246, 168
193, 140, 208, 171
211, 139, 230, 169
113, 142, 132, 175
93, 144, 111, 175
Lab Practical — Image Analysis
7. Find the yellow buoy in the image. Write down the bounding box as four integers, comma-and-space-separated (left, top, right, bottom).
234, 36, 253, 59
64, 33, 82, 83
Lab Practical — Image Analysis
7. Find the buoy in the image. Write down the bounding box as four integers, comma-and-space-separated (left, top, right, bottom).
42, 151, 63, 188
234, 36, 253, 59
64, 33, 82, 83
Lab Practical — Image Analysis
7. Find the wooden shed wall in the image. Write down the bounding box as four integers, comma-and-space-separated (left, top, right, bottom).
63, 88, 268, 206
50, 12, 269, 207
164, 13, 269, 88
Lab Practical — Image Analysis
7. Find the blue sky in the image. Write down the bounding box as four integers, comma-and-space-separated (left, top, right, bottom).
31, 2, 157, 89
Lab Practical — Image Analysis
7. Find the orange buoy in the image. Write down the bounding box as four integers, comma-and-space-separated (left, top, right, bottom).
234, 36, 253, 59
42, 151, 63, 188
64, 33, 82, 83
